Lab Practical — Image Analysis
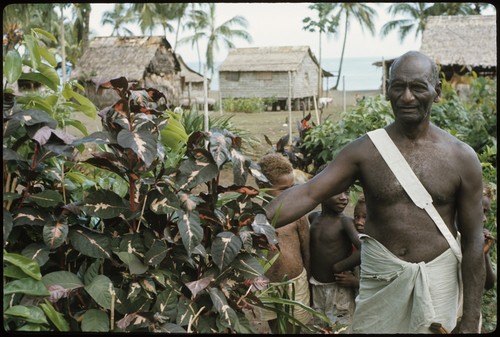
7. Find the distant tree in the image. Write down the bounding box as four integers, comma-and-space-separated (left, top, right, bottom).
179, 3, 209, 72
303, 3, 339, 96
178, 3, 252, 78
101, 3, 134, 37
330, 3, 378, 90
380, 2, 494, 44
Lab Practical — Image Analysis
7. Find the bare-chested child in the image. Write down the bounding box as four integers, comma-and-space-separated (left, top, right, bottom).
308, 166, 361, 331
252, 153, 312, 333
482, 186, 496, 290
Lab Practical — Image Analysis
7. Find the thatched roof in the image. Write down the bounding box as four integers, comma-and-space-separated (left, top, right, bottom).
218, 46, 334, 77
71, 36, 180, 82
420, 15, 496, 68
177, 54, 207, 83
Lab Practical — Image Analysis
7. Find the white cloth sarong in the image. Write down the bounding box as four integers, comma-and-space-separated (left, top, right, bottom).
352, 234, 460, 333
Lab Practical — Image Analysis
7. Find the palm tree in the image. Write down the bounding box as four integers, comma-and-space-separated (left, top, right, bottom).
303, 3, 339, 97
380, 3, 439, 44
179, 3, 252, 78
330, 3, 378, 90
179, 3, 210, 72
101, 3, 134, 37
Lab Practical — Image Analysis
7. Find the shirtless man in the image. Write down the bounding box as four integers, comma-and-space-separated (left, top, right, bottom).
264, 51, 484, 333
253, 153, 311, 333
308, 185, 360, 330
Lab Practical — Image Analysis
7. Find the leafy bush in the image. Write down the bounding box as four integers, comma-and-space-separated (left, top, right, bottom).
3, 29, 330, 333
222, 97, 265, 113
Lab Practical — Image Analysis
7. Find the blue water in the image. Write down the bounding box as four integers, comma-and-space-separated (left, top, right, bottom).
187, 56, 384, 91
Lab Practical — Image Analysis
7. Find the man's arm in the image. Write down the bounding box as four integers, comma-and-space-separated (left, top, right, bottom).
297, 216, 311, 278
265, 140, 362, 228
454, 146, 485, 333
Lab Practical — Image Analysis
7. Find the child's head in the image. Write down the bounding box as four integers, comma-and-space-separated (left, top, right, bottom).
316, 163, 350, 213
257, 153, 294, 197
354, 194, 366, 233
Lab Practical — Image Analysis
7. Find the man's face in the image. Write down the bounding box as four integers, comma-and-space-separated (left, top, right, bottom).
387, 56, 440, 125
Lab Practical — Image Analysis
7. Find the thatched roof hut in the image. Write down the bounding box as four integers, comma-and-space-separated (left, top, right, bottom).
218, 46, 333, 110
177, 54, 210, 106
420, 15, 496, 78
373, 15, 496, 88
71, 36, 181, 108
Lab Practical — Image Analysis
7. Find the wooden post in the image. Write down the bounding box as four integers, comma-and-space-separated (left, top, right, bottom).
313, 95, 320, 125
382, 57, 387, 96
203, 64, 209, 133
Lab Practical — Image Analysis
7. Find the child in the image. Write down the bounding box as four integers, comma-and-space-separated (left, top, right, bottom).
482, 186, 496, 290
252, 153, 312, 333
308, 166, 361, 331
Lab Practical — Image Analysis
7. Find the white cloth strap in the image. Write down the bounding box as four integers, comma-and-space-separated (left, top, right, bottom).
367, 128, 462, 262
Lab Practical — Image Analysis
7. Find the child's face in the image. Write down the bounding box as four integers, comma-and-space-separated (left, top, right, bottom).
354, 205, 367, 233
323, 190, 350, 213
268, 172, 295, 197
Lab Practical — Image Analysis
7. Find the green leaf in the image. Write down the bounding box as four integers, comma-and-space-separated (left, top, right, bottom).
29, 190, 63, 208
82, 189, 129, 219
4, 305, 49, 324
115, 252, 148, 275
81, 309, 109, 332
84, 274, 114, 310
42, 271, 84, 290
19, 72, 58, 91
3, 209, 13, 244
211, 232, 242, 271
4, 278, 50, 296
37, 44, 57, 67
32, 28, 57, 43
68, 228, 113, 259
3, 49, 23, 83
40, 301, 70, 331
62, 84, 97, 118
3, 251, 42, 280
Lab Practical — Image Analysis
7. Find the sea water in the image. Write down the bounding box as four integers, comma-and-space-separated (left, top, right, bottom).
188, 56, 385, 92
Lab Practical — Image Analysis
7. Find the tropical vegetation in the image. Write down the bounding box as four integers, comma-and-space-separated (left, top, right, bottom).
3, 2, 497, 333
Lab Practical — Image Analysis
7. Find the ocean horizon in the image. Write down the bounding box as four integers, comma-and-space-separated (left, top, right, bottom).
187, 56, 385, 92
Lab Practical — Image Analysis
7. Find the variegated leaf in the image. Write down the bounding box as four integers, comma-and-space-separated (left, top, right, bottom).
230, 148, 250, 186
176, 210, 203, 255
176, 148, 218, 190
68, 228, 112, 259
176, 297, 199, 327
43, 222, 68, 249
211, 232, 242, 271
185, 275, 214, 299
148, 188, 179, 214
84, 274, 114, 310
209, 131, 232, 167
82, 189, 129, 219
153, 288, 179, 318
208, 287, 238, 328
21, 243, 50, 267
13, 207, 50, 226
251, 214, 278, 245
117, 129, 157, 167
144, 240, 168, 266
231, 253, 265, 278
3, 209, 13, 243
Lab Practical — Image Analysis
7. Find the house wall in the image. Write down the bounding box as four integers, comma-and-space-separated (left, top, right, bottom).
219, 55, 319, 100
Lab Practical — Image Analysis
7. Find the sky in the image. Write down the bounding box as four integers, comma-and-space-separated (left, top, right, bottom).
88, 2, 423, 64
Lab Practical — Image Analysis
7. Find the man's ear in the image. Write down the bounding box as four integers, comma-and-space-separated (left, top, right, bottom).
434, 81, 442, 103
